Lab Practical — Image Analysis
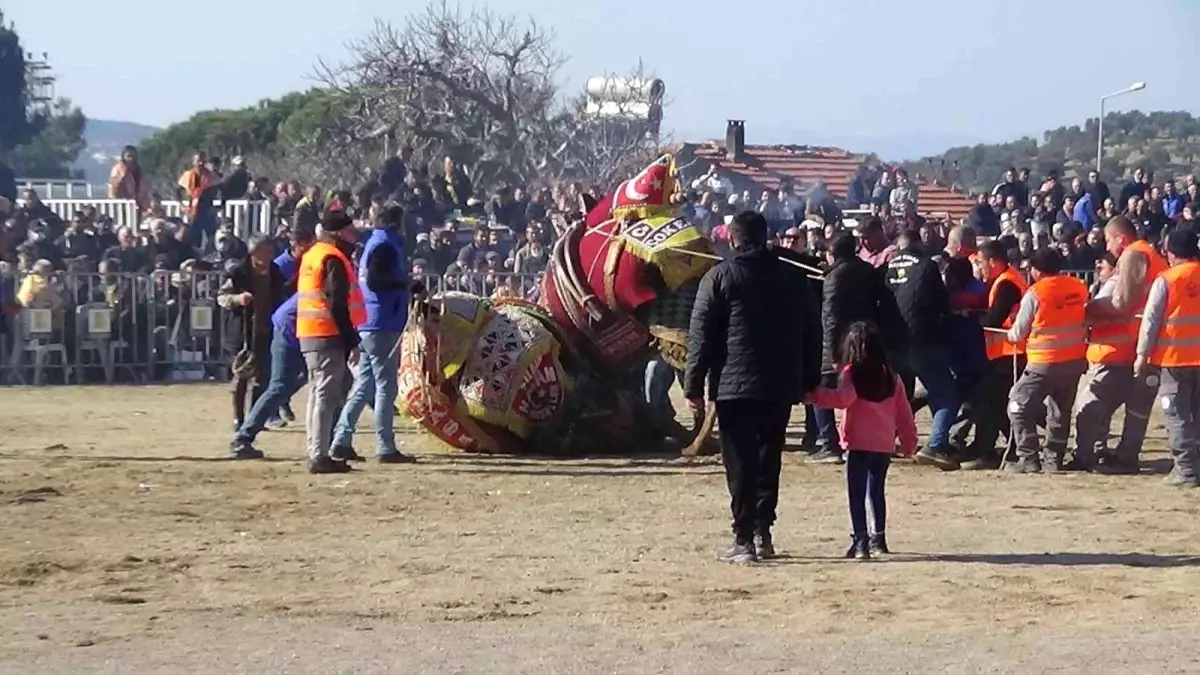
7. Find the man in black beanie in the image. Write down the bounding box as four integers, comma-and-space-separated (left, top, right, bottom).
295, 209, 364, 474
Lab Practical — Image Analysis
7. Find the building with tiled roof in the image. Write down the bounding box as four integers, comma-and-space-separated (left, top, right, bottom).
676, 120, 974, 224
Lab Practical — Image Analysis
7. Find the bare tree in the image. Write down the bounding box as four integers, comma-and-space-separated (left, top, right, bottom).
315, 1, 662, 194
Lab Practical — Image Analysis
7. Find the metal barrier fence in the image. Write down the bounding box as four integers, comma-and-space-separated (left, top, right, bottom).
0, 271, 547, 386
12, 198, 277, 239
1, 271, 227, 385
0, 267, 1104, 386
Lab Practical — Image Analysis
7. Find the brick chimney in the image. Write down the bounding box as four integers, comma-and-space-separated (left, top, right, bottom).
726, 120, 745, 162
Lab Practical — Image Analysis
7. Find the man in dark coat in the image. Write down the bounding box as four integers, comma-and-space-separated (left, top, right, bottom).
886, 230, 960, 469
217, 234, 287, 434
810, 233, 908, 463
685, 211, 821, 564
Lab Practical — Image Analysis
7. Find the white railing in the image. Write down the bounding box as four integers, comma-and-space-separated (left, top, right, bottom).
159, 200, 275, 240
42, 199, 140, 228
12, 198, 277, 238
16, 178, 97, 199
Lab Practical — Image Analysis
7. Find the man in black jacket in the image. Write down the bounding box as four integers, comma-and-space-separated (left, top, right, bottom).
885, 231, 960, 469
216, 234, 287, 440
811, 233, 908, 463
685, 211, 821, 564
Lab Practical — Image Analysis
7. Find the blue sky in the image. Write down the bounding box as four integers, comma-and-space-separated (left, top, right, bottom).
9, 0, 1200, 158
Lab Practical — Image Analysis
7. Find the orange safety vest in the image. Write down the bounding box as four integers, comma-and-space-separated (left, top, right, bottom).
1149, 261, 1200, 368
1086, 240, 1169, 365
296, 241, 367, 339
1025, 275, 1089, 365
984, 266, 1029, 361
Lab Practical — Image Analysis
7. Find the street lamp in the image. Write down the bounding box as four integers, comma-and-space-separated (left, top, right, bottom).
1097, 81, 1147, 175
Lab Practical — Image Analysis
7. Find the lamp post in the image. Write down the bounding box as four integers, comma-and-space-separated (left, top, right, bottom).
1097, 81, 1147, 176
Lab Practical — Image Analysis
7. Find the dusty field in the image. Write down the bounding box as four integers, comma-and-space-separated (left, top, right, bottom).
2, 384, 1200, 674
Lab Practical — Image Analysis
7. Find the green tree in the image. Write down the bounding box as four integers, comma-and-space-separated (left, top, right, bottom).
138, 92, 314, 190
0, 10, 45, 156
906, 111, 1200, 193
9, 98, 86, 178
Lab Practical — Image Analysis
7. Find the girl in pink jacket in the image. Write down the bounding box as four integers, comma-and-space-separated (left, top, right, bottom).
810, 322, 918, 560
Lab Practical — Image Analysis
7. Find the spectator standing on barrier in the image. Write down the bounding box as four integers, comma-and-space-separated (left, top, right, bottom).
217, 234, 287, 435
685, 211, 822, 564
178, 152, 220, 251
1005, 249, 1089, 474
108, 145, 152, 212
1137, 229, 1200, 487
297, 210, 366, 474
814, 233, 908, 464
885, 230, 959, 469
330, 205, 415, 464
1074, 216, 1167, 473
229, 236, 316, 457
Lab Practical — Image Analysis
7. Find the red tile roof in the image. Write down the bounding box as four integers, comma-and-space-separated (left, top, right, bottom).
680, 141, 974, 224
914, 183, 974, 224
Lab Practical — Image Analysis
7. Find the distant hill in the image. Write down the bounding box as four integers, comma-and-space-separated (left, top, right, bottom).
71, 119, 160, 184
898, 110, 1200, 195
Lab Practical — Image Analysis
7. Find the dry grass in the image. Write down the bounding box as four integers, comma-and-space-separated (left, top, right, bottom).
2, 384, 1199, 673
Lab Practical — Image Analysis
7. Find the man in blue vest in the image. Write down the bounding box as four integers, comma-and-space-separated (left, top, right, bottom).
330, 205, 416, 464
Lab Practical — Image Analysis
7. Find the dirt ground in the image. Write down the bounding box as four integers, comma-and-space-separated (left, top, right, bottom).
3, 384, 1200, 674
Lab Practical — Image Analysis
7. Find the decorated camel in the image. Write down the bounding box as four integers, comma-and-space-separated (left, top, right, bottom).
398, 154, 721, 455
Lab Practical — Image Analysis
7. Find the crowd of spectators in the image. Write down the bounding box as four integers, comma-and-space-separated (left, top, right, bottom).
4, 140, 1200, 384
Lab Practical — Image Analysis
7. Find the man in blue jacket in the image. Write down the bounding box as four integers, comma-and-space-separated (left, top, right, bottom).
1073, 191, 1097, 231
269, 228, 313, 425
228, 294, 307, 458
330, 205, 415, 464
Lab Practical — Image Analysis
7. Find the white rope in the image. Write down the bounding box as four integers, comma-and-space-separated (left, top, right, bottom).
666, 246, 825, 280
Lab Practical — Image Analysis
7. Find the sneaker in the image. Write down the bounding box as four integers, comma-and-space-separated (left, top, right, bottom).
264, 417, 288, 431
1005, 457, 1042, 474
810, 448, 845, 465
960, 453, 1001, 471
308, 456, 353, 474
868, 533, 890, 555
753, 531, 775, 559
279, 405, 295, 423
844, 535, 870, 560
1042, 454, 1064, 475
1163, 469, 1199, 488
228, 442, 264, 460
377, 452, 417, 464
330, 445, 366, 462
717, 541, 758, 564
916, 446, 961, 471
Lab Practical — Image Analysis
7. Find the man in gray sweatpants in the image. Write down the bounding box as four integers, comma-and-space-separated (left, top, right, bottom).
1136, 230, 1200, 487
297, 212, 362, 474
1005, 249, 1090, 474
